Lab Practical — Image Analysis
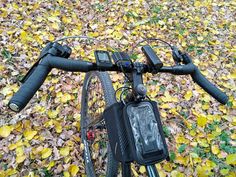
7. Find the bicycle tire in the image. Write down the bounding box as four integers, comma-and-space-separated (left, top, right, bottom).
81, 71, 119, 177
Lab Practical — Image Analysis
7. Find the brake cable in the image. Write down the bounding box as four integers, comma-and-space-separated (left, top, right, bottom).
53, 35, 119, 52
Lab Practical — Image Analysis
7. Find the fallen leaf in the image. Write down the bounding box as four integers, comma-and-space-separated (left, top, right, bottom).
197, 115, 207, 127
23, 130, 37, 140
59, 146, 70, 156
69, 164, 79, 176
0, 125, 13, 138
41, 148, 52, 159
16, 155, 26, 163
226, 154, 236, 165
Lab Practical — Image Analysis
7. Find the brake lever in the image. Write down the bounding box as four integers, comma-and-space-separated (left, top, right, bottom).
20, 42, 53, 83
171, 46, 183, 64
20, 42, 72, 83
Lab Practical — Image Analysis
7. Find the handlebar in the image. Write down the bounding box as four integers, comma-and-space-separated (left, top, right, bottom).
191, 67, 228, 104
8, 47, 228, 112
9, 64, 51, 112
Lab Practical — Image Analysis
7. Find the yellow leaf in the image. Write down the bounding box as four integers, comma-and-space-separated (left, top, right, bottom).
16, 155, 26, 163
48, 110, 59, 119
9, 140, 24, 150
69, 164, 79, 176
162, 91, 178, 102
105, 29, 114, 34
52, 22, 60, 30
184, 90, 192, 101
158, 20, 165, 25
163, 162, 172, 172
131, 164, 139, 177
175, 155, 189, 166
41, 148, 52, 159
197, 116, 207, 127
176, 135, 189, 144
54, 121, 62, 133
231, 133, 236, 140
202, 103, 209, 110
73, 121, 80, 131
20, 30, 27, 41
0, 65, 5, 71
4, 168, 17, 176
160, 103, 171, 109
205, 159, 216, 168
47, 161, 55, 170
220, 168, 229, 175
196, 165, 213, 177
197, 36, 204, 41
48, 16, 60, 22
61, 93, 72, 103
23, 130, 37, 140
64, 156, 71, 163
198, 138, 209, 147
194, 1, 201, 7
139, 166, 146, 174
59, 147, 70, 156
181, 41, 187, 47
170, 170, 185, 177
49, 34, 55, 41
63, 171, 70, 177
80, 143, 84, 151
226, 154, 236, 165
16, 146, 24, 156
0, 125, 13, 138
219, 105, 227, 113
94, 143, 99, 151
211, 145, 220, 155
62, 16, 72, 24
190, 130, 196, 136
44, 120, 54, 127
210, 54, 218, 61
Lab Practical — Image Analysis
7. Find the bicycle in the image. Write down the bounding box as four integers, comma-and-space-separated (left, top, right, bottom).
8, 36, 228, 177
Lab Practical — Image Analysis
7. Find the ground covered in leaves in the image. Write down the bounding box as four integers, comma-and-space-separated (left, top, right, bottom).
0, 0, 236, 177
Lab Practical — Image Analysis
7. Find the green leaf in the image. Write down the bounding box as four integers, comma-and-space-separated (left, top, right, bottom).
169, 151, 176, 161
226, 101, 233, 108
1, 48, 12, 60
180, 111, 188, 119
130, 54, 138, 61
126, 11, 139, 18
148, 16, 160, 24
178, 144, 187, 153
42, 168, 53, 177
160, 85, 166, 92
196, 49, 203, 55
193, 146, 206, 158
152, 6, 162, 13
220, 143, 236, 154
220, 132, 230, 143
186, 45, 196, 52
163, 126, 171, 137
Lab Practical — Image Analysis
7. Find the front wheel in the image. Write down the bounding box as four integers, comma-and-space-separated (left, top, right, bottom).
80, 71, 119, 177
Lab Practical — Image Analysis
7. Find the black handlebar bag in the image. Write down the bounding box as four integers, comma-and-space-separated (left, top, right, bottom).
123, 101, 169, 165
103, 100, 169, 165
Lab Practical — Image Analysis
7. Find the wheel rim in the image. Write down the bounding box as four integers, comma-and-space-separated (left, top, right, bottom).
81, 73, 110, 176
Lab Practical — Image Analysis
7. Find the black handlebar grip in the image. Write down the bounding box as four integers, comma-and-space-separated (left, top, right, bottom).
8, 64, 51, 112
191, 66, 228, 104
